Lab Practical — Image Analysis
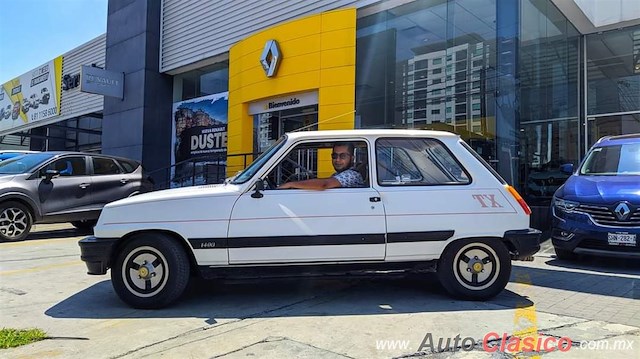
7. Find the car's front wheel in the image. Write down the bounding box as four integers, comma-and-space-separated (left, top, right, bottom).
111, 233, 190, 309
437, 238, 511, 300
0, 201, 33, 242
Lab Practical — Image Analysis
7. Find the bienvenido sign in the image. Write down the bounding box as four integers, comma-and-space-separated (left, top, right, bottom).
80, 65, 124, 99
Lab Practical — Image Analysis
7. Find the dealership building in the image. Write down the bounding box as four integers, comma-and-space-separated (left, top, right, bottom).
1, 0, 639, 229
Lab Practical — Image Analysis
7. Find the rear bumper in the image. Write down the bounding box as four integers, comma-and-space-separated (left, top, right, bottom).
504, 228, 542, 259
79, 236, 119, 275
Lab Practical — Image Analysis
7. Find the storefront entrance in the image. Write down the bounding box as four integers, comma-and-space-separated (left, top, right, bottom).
249, 92, 319, 153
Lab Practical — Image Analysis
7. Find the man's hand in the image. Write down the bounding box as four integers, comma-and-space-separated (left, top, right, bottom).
278, 182, 293, 189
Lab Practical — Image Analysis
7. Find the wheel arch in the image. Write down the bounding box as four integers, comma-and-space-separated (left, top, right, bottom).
441, 236, 506, 255
0, 193, 40, 222
112, 229, 199, 277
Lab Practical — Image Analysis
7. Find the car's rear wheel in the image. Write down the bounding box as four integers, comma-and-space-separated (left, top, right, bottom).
554, 247, 578, 261
0, 201, 33, 242
111, 233, 190, 309
437, 238, 511, 300
71, 219, 98, 230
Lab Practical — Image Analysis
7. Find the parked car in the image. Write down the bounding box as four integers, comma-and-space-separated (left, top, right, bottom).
0, 152, 153, 241
80, 130, 540, 309
551, 134, 640, 260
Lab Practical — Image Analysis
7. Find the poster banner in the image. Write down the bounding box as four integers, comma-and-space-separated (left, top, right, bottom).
0, 56, 62, 133
171, 92, 228, 187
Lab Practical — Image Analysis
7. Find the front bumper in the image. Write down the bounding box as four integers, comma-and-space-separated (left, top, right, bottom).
504, 228, 541, 259
551, 220, 640, 259
79, 236, 119, 275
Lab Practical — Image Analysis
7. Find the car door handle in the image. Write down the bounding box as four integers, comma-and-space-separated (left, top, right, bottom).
79, 183, 91, 189
369, 196, 381, 202
120, 179, 128, 184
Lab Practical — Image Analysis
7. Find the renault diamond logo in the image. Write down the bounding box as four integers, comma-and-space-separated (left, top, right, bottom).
614, 202, 631, 221
260, 40, 281, 77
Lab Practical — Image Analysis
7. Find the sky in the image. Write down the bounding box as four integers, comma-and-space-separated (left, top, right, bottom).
0, 0, 108, 84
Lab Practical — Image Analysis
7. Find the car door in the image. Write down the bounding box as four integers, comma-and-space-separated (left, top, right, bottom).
37, 156, 93, 216
90, 156, 136, 207
227, 139, 386, 264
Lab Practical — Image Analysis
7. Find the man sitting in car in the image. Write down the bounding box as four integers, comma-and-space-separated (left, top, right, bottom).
279, 142, 364, 190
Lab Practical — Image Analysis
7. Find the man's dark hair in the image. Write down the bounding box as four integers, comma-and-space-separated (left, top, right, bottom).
333, 142, 355, 155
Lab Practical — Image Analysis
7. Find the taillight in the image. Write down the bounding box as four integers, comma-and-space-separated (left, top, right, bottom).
505, 185, 531, 215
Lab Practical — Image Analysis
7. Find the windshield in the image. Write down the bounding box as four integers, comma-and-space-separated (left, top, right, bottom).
580, 143, 640, 175
230, 136, 287, 184
0, 153, 55, 174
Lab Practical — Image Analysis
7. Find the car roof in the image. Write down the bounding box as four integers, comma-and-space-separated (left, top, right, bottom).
284, 129, 460, 141
595, 133, 640, 147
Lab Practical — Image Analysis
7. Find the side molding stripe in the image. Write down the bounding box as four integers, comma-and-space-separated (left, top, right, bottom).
189, 231, 454, 249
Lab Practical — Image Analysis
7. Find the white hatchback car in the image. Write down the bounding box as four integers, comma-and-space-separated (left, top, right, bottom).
80, 130, 540, 308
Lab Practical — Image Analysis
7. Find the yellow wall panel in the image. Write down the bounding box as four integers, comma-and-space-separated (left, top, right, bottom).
319, 84, 355, 105
279, 35, 321, 57
320, 66, 355, 87
231, 16, 322, 58
321, 29, 356, 51
321, 9, 356, 32
320, 47, 355, 69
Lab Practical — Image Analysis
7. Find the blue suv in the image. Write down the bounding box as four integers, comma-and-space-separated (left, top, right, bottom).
551, 134, 640, 260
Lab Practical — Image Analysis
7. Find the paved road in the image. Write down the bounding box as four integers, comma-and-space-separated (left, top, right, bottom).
1, 224, 638, 358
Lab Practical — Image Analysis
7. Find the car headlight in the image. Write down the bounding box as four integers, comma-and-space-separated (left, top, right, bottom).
553, 197, 580, 212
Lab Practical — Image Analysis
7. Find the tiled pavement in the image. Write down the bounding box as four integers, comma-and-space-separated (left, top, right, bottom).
498, 239, 640, 328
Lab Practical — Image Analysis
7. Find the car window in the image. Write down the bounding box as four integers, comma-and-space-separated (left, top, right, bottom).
118, 159, 139, 173
0, 153, 54, 174
93, 157, 122, 175
265, 140, 369, 188
580, 143, 640, 175
376, 138, 470, 185
41, 157, 88, 177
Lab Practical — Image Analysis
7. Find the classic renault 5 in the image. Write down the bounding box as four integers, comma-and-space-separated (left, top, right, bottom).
80, 130, 540, 308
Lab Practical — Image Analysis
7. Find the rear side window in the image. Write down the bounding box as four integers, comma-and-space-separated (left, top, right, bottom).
376, 138, 470, 185
93, 157, 122, 175
118, 159, 139, 173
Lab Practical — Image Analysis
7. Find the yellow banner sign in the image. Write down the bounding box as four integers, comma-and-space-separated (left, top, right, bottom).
0, 56, 62, 132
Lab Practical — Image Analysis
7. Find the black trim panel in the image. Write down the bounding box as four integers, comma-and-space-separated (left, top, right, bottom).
189, 231, 454, 249
190, 234, 385, 249
387, 230, 454, 243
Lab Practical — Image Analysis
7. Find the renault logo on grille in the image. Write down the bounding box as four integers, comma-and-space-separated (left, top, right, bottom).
614, 202, 631, 220
260, 40, 281, 77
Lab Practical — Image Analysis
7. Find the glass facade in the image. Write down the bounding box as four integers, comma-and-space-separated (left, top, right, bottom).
585, 25, 640, 148
519, 0, 580, 205
355, 0, 584, 213
174, 61, 229, 101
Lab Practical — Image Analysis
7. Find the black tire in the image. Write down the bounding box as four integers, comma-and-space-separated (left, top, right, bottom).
554, 247, 578, 261
111, 233, 190, 309
71, 219, 98, 230
437, 238, 511, 300
0, 201, 33, 242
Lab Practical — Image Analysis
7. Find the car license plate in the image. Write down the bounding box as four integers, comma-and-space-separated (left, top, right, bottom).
607, 233, 637, 246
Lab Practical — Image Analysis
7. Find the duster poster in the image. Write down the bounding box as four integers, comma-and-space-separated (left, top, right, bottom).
171, 92, 228, 187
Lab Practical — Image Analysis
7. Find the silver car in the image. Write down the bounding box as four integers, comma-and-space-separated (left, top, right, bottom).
0, 152, 154, 241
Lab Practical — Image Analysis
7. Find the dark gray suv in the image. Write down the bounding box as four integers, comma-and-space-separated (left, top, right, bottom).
0, 152, 153, 241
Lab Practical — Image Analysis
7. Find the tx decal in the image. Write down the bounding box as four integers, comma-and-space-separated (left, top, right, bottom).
472, 194, 503, 208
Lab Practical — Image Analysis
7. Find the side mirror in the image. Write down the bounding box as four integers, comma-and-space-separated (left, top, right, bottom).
251, 180, 264, 198
44, 169, 59, 181
560, 163, 574, 174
